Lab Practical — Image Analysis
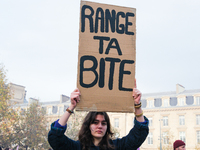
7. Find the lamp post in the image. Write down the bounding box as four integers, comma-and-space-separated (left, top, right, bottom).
159, 119, 163, 150
159, 98, 163, 150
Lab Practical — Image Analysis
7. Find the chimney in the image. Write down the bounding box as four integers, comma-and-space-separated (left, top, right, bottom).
176, 84, 185, 94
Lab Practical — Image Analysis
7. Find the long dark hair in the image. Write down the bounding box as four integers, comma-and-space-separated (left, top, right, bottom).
78, 112, 115, 150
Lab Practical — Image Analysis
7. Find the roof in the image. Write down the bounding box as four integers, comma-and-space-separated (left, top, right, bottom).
141, 89, 200, 99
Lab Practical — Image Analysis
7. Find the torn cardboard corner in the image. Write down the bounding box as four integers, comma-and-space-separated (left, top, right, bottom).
76, 1, 136, 113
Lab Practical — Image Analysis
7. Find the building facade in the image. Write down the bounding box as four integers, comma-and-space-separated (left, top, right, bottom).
101, 84, 200, 150
139, 84, 200, 150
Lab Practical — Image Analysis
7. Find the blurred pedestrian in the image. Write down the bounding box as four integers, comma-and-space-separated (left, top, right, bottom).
173, 140, 186, 150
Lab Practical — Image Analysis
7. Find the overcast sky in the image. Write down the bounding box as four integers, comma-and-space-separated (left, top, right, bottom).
0, 0, 200, 102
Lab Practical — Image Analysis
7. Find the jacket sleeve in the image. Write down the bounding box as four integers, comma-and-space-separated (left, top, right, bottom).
113, 116, 149, 150
48, 122, 81, 150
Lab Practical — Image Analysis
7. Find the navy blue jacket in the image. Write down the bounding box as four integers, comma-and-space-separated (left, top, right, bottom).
48, 116, 149, 150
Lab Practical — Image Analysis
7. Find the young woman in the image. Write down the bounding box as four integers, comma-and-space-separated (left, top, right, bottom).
48, 87, 149, 150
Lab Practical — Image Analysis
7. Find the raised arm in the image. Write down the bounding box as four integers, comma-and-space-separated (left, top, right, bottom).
112, 81, 148, 150
58, 88, 81, 126
48, 88, 82, 150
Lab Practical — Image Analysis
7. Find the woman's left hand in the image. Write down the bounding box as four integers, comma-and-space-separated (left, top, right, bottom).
133, 88, 141, 104
132, 80, 141, 104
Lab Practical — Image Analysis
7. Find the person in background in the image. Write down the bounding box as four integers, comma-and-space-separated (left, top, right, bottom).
48, 84, 149, 150
173, 140, 186, 150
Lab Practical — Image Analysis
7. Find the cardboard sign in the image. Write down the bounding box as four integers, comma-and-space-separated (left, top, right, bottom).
76, 1, 136, 112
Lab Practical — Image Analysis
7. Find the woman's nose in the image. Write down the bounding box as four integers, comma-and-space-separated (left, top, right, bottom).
98, 123, 103, 128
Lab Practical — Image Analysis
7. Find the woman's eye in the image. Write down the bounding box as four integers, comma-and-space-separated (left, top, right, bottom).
102, 122, 107, 125
94, 121, 98, 124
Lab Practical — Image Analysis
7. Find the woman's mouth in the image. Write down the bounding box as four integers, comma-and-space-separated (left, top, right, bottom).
96, 130, 102, 134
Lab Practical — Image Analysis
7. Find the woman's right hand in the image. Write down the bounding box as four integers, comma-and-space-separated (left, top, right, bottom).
70, 88, 81, 109
58, 88, 81, 126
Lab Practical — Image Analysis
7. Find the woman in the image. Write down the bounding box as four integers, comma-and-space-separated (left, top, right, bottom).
48, 87, 149, 150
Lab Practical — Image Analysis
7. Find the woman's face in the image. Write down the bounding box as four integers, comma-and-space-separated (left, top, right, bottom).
90, 114, 107, 140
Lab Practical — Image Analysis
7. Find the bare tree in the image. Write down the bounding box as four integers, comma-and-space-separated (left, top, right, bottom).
17, 102, 50, 150
0, 64, 20, 149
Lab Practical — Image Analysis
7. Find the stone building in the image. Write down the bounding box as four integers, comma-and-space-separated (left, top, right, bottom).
9, 83, 26, 104
100, 84, 200, 150
139, 84, 200, 150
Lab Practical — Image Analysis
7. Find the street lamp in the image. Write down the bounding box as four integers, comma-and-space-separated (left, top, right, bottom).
159, 119, 163, 150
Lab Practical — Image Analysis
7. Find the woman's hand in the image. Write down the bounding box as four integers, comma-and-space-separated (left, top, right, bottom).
70, 88, 81, 109
132, 80, 144, 122
58, 88, 81, 126
132, 88, 141, 104
132, 80, 141, 104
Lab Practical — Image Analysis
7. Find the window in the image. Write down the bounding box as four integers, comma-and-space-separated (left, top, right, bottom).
149, 117, 153, 126
196, 96, 200, 105
59, 106, 63, 115
163, 116, 168, 126
149, 100, 154, 108
163, 132, 169, 144
48, 107, 51, 115
196, 115, 200, 125
178, 97, 185, 106
179, 115, 185, 125
42, 107, 46, 113
52, 106, 58, 114
197, 131, 200, 144
163, 99, 168, 107
147, 132, 153, 144
179, 131, 186, 142
114, 118, 119, 128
